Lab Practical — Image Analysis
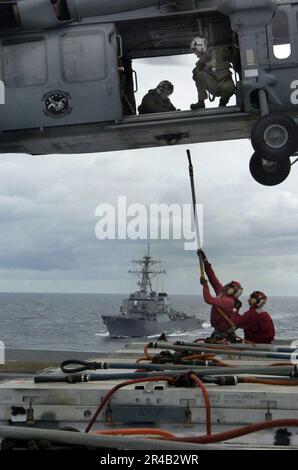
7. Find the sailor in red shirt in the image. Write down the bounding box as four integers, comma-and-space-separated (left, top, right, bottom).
198, 250, 243, 340
231, 291, 275, 344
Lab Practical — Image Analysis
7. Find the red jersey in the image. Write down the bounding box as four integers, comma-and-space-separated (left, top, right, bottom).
231, 307, 275, 343
202, 263, 236, 332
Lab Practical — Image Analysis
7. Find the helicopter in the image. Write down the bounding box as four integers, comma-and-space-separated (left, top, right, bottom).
0, 0, 298, 186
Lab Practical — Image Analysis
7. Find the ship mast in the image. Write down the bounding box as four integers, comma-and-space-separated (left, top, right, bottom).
128, 244, 166, 294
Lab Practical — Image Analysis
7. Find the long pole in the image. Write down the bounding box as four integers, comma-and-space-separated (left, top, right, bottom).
187, 150, 236, 329
187, 149, 205, 278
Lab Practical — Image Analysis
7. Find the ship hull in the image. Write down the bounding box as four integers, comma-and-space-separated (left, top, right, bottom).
102, 316, 203, 338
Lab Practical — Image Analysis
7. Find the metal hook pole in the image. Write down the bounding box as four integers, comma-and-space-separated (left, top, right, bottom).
187, 149, 205, 278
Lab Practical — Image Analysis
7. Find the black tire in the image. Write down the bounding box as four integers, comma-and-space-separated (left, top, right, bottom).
251, 114, 298, 161
249, 152, 291, 186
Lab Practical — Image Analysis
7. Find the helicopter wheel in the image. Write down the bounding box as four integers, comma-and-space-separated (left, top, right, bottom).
249, 152, 291, 186
251, 113, 298, 161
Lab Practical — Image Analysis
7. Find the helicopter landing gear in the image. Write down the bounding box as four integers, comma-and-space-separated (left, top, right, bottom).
251, 113, 298, 162
249, 152, 291, 186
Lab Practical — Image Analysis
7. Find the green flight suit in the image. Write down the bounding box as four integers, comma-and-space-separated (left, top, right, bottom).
138, 89, 177, 114
193, 46, 237, 105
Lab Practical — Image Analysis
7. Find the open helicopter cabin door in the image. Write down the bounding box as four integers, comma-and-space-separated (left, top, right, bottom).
0, 23, 122, 132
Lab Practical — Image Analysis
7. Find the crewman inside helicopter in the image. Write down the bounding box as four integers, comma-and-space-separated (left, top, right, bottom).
190, 36, 239, 110
138, 80, 178, 114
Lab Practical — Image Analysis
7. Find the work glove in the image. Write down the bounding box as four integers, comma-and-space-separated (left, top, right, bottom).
197, 249, 208, 262
234, 300, 242, 311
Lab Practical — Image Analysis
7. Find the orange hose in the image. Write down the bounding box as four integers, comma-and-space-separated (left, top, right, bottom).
235, 335, 256, 345
95, 420, 298, 445
211, 358, 235, 367
182, 352, 234, 367
243, 377, 298, 386
85, 375, 174, 433
144, 343, 153, 360
214, 338, 230, 344
136, 343, 153, 363
136, 357, 152, 363
190, 373, 212, 436
243, 339, 256, 346
194, 338, 206, 343
165, 419, 298, 444
183, 354, 214, 361
94, 428, 176, 438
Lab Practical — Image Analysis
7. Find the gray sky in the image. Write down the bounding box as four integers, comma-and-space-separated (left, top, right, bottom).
1, 54, 298, 296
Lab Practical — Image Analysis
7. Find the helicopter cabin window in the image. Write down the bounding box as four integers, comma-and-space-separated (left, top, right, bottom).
62, 32, 106, 83
52, 0, 71, 20
272, 9, 291, 59
2, 39, 47, 87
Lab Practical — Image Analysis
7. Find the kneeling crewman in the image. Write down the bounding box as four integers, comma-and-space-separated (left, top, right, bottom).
138, 81, 177, 114
190, 37, 237, 109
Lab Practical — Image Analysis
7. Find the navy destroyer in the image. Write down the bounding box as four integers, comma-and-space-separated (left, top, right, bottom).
102, 247, 203, 337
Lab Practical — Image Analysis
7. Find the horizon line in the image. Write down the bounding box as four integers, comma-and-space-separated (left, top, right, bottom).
0, 291, 296, 298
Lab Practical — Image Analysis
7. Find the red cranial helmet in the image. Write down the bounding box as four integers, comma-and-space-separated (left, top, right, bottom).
224, 281, 243, 298
248, 291, 267, 308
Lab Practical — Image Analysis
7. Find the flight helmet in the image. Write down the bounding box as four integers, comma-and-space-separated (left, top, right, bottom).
157, 80, 174, 95
190, 37, 208, 54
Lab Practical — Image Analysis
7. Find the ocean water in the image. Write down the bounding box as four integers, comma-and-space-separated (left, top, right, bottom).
0, 293, 297, 352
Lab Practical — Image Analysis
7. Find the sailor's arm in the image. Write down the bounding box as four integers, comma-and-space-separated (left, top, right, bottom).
231, 310, 252, 329
166, 99, 177, 111
198, 250, 223, 296
201, 278, 234, 309
193, 53, 209, 73
139, 94, 164, 113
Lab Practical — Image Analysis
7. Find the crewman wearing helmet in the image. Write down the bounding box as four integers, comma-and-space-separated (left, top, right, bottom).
138, 80, 177, 114
198, 249, 243, 341
190, 36, 237, 110
231, 291, 275, 344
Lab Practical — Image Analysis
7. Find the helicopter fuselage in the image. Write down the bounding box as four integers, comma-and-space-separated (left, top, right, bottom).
0, 0, 297, 173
